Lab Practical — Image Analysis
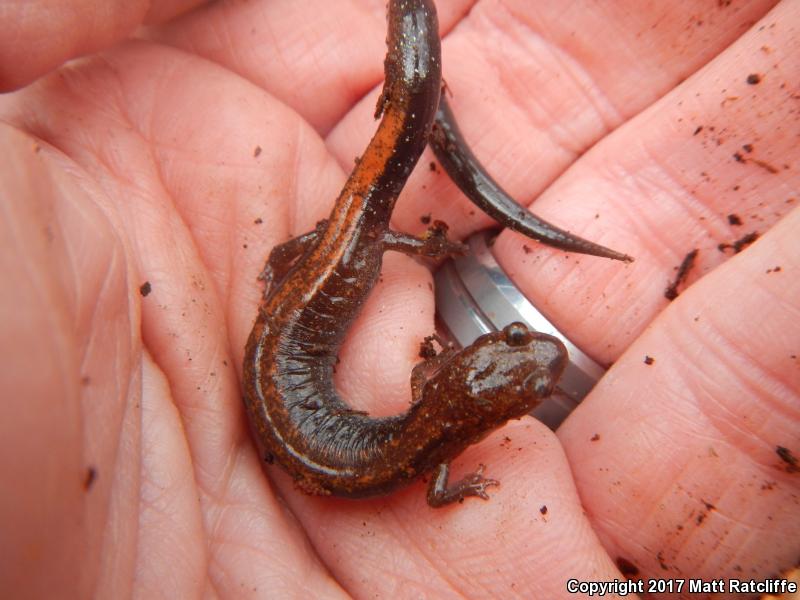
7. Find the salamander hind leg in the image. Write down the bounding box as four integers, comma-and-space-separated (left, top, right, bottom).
381, 220, 467, 260
259, 220, 327, 301
426, 462, 499, 508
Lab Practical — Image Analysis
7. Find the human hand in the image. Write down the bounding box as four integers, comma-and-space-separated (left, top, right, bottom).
1, 1, 797, 598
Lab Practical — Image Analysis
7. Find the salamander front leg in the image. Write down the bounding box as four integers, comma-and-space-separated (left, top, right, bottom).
411, 335, 459, 402
426, 463, 499, 508
259, 220, 327, 301
381, 220, 467, 259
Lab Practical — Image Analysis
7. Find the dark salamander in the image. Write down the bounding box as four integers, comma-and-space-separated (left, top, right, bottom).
242, 0, 567, 507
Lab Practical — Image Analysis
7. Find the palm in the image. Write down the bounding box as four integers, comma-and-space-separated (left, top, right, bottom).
1, 1, 797, 598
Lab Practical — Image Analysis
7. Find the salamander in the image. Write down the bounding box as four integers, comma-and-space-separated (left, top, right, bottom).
242, 0, 567, 507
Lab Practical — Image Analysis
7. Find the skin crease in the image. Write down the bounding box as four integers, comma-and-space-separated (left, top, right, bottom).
0, 2, 798, 600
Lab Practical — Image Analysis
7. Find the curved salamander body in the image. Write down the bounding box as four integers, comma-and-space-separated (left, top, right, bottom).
243, 0, 568, 507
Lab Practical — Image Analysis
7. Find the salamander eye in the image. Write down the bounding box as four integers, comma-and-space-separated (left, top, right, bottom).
503, 322, 530, 346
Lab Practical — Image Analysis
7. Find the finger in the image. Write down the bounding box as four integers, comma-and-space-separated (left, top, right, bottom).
0, 122, 141, 597
0, 0, 205, 91
491, 0, 799, 361
149, 0, 474, 133
136, 351, 206, 598
560, 205, 800, 580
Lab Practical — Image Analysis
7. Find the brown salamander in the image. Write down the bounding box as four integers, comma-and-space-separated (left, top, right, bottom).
242, 0, 567, 507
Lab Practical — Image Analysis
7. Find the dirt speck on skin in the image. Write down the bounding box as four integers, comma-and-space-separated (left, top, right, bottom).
732, 149, 780, 173
718, 231, 759, 254
84, 467, 97, 491
751, 158, 780, 174
665, 249, 699, 300
746, 73, 762, 85
776, 446, 798, 473
616, 556, 640, 577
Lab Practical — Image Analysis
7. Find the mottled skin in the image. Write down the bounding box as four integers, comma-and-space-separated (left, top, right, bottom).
242, 0, 568, 507
431, 96, 634, 262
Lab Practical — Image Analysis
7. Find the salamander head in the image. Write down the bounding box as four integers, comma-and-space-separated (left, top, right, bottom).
448, 322, 567, 422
